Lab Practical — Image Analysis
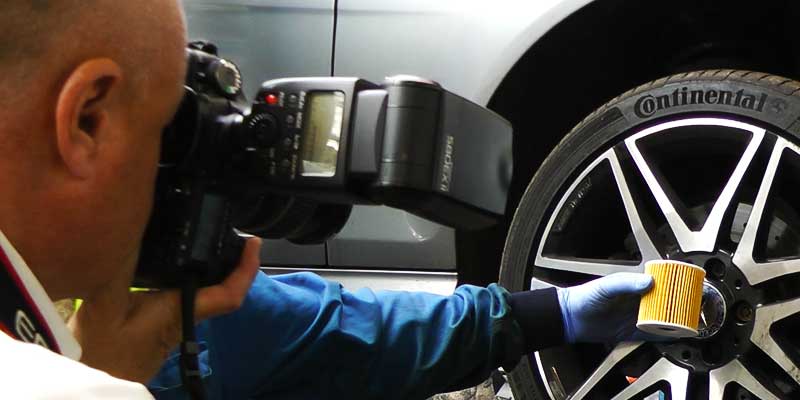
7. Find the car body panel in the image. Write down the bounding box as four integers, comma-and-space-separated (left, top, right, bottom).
263, 267, 458, 295
334, 0, 596, 105
327, 206, 456, 270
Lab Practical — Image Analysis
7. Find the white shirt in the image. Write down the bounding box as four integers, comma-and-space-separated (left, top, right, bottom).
0, 230, 153, 399
0, 330, 154, 399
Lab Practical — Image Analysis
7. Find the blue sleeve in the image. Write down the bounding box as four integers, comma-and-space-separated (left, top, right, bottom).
151, 271, 557, 399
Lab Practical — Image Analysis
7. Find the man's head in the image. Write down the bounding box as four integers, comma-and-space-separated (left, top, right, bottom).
0, 1, 188, 300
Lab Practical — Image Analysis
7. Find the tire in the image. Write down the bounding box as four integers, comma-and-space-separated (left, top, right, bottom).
499, 70, 800, 400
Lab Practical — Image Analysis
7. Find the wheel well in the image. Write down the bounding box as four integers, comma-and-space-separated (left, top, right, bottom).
457, 0, 800, 285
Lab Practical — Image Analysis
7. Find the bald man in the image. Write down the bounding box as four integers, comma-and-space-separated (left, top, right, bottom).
0, 1, 261, 398
1, 1, 658, 400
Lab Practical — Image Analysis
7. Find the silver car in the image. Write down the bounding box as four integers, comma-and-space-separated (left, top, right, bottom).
185, 1, 800, 399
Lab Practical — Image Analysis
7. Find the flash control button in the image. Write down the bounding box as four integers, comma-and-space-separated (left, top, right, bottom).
247, 114, 279, 148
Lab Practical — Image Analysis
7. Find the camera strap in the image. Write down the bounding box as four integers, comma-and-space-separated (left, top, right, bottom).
180, 277, 208, 400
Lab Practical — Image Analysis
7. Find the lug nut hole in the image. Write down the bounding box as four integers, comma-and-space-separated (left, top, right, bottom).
734, 301, 754, 323
704, 258, 726, 280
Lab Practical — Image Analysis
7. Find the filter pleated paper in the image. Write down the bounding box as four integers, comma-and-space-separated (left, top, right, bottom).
637, 260, 705, 338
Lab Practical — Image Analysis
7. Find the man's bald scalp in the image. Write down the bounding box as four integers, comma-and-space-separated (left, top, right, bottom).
0, 1, 186, 104
0, 0, 187, 164
0, 1, 86, 65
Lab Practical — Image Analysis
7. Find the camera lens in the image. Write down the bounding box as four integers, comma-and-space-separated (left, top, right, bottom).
286, 203, 352, 244
232, 194, 303, 238
232, 195, 351, 244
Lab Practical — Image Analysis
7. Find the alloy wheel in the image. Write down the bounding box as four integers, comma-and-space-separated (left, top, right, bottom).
521, 116, 800, 399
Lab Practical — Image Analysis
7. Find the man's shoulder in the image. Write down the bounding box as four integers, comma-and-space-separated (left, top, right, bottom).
0, 331, 155, 399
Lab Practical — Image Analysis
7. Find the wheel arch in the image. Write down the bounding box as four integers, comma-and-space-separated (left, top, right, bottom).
459, 0, 800, 285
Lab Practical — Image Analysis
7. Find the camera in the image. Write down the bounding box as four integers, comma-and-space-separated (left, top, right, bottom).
134, 42, 513, 288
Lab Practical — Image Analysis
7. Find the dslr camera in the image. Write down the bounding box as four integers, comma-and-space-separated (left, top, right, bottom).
135, 42, 513, 288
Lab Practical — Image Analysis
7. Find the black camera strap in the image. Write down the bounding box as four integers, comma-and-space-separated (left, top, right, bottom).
180, 277, 207, 400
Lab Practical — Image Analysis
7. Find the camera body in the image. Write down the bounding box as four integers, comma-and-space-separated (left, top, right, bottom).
135, 42, 513, 288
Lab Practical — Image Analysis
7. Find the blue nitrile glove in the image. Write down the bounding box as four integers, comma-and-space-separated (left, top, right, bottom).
558, 272, 655, 343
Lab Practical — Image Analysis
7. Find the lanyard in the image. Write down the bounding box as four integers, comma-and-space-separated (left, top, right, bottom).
0, 231, 80, 360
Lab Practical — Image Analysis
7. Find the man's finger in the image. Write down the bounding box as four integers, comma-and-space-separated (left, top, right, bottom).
195, 237, 262, 320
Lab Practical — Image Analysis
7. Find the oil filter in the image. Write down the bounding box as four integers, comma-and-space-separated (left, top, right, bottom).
637, 260, 706, 338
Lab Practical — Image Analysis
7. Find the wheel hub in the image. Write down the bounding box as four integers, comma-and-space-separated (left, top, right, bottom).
657, 253, 759, 373
697, 281, 726, 339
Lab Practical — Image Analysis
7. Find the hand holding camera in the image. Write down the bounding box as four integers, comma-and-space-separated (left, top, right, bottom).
68, 238, 261, 383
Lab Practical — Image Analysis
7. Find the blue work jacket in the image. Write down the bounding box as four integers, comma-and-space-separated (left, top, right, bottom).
148, 271, 562, 399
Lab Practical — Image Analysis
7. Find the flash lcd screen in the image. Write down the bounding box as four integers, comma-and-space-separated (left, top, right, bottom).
300, 92, 345, 177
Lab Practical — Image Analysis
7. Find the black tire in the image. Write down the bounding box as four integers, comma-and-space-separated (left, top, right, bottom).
499, 70, 800, 400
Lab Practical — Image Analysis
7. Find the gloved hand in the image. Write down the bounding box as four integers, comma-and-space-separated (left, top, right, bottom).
558, 272, 655, 343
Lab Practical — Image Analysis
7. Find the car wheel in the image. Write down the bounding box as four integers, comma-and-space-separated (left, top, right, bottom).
499, 70, 800, 400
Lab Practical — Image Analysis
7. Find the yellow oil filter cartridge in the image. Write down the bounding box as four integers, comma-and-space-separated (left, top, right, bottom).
637, 260, 706, 338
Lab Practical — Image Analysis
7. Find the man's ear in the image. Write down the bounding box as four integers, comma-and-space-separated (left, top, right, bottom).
55, 59, 123, 179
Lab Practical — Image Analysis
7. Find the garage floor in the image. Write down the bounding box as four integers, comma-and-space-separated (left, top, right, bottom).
428, 376, 513, 400
429, 379, 495, 400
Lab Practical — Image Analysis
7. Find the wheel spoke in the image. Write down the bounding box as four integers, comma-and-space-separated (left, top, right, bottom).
739, 256, 800, 287
535, 257, 642, 276
536, 149, 660, 277
529, 277, 557, 290
709, 359, 779, 400
734, 138, 800, 285
624, 118, 765, 253
568, 342, 643, 400
608, 151, 660, 262
751, 296, 800, 385
610, 357, 689, 400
